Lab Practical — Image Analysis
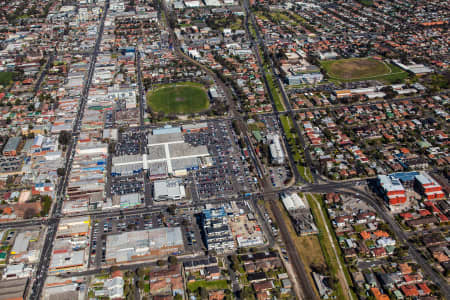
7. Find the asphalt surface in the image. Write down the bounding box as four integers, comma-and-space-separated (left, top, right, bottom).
242, 2, 301, 185
28, 2, 110, 299
26, 178, 449, 299
33, 53, 55, 96
135, 51, 152, 207
249, 20, 319, 184
276, 75, 322, 183
136, 51, 145, 130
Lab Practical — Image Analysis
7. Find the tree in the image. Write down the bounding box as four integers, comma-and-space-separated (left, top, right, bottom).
137, 268, 145, 277
57, 168, 65, 177
111, 266, 120, 273
240, 286, 254, 299
40, 195, 52, 216
108, 142, 116, 154
310, 262, 327, 275
138, 280, 145, 290
24, 208, 37, 219
199, 287, 208, 299
167, 204, 176, 215
126, 291, 134, 300
174, 294, 183, 300
232, 120, 241, 136
380, 86, 397, 99
58, 130, 71, 145
168, 255, 178, 265
272, 288, 281, 298
156, 259, 166, 266
230, 254, 240, 271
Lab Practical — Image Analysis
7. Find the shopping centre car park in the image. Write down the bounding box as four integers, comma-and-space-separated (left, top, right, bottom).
183, 120, 258, 200
107, 121, 259, 209
89, 211, 205, 267
110, 175, 144, 196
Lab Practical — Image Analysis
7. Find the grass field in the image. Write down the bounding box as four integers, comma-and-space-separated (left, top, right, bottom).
306, 194, 357, 300
279, 116, 313, 183
321, 58, 408, 83
187, 280, 228, 293
147, 82, 209, 115
321, 58, 389, 80
265, 69, 285, 112
296, 235, 326, 271
0, 72, 13, 86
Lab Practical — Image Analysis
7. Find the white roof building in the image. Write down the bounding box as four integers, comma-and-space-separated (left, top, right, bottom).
281, 193, 306, 211
184, 0, 201, 7
3, 263, 32, 279
76, 142, 108, 155
393, 60, 433, 74
154, 178, 186, 201
268, 134, 285, 165
376, 237, 396, 247
204, 0, 221, 6
377, 175, 405, 194
104, 276, 124, 299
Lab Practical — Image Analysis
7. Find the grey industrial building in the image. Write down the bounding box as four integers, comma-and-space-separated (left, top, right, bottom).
153, 178, 186, 201
105, 227, 184, 264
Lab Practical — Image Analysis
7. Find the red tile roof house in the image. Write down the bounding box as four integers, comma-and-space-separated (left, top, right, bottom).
356, 212, 376, 223
209, 290, 225, 300
149, 264, 183, 297
398, 263, 413, 275
403, 273, 423, 284
432, 251, 449, 263
205, 266, 221, 280
401, 284, 419, 297
400, 212, 414, 220
256, 291, 271, 300
372, 247, 387, 258
253, 280, 274, 293
418, 283, 431, 296
335, 215, 352, 227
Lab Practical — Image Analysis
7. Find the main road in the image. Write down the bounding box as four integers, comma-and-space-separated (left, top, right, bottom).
242, 1, 302, 185
244, 0, 327, 184
28, 1, 110, 299
135, 50, 153, 206
33, 52, 55, 97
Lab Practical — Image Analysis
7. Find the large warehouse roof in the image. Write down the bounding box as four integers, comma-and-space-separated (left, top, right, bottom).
106, 227, 184, 263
